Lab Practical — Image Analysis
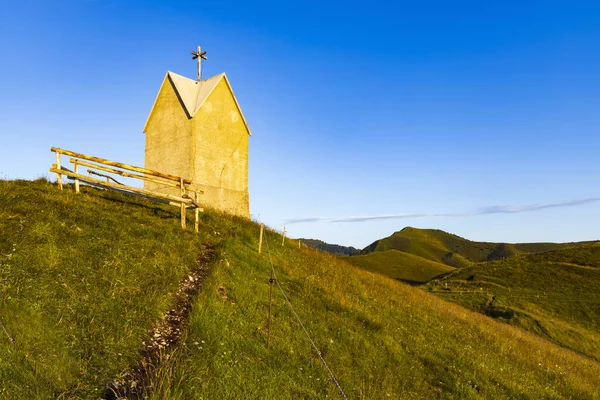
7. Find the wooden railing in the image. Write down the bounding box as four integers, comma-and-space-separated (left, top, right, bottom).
49, 147, 203, 232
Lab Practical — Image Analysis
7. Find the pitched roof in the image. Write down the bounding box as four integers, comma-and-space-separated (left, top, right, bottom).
143, 71, 251, 135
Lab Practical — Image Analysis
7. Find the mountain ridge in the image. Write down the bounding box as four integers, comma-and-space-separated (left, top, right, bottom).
361, 226, 596, 266
298, 238, 360, 256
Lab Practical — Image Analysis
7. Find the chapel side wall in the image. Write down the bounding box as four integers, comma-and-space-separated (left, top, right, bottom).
191, 79, 249, 217
144, 78, 193, 195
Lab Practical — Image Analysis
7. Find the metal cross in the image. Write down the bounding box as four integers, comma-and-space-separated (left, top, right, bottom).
191, 46, 208, 82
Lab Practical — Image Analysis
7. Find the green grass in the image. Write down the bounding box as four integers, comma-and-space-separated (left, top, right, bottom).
426, 244, 600, 362
344, 250, 455, 284
150, 228, 600, 399
2, 180, 600, 399
363, 227, 592, 266
0, 179, 217, 398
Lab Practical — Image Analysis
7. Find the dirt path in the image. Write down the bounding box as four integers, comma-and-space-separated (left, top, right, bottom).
105, 244, 216, 399
559, 262, 599, 271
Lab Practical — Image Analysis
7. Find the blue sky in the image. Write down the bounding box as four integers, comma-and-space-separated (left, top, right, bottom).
1, 0, 599, 248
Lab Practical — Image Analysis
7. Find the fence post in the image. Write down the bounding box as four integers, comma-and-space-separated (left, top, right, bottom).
55, 151, 63, 190
194, 191, 200, 233
267, 268, 274, 348
180, 178, 186, 229
258, 223, 264, 254
282, 226, 286, 247
74, 160, 80, 194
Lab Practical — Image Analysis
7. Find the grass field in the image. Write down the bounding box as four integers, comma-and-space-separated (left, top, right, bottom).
0, 179, 217, 398
344, 250, 455, 284
2, 179, 600, 399
426, 244, 600, 362
151, 228, 600, 399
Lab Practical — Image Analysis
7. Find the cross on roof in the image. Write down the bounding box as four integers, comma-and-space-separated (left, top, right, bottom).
191, 46, 208, 82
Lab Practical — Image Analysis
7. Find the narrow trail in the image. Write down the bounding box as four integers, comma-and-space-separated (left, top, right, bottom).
559, 262, 599, 271
105, 244, 216, 399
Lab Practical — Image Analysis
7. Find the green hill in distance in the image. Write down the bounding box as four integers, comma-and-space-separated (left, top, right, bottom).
298, 238, 360, 256
2, 179, 600, 399
344, 249, 455, 284
334, 228, 599, 362
362, 226, 593, 267
425, 243, 600, 362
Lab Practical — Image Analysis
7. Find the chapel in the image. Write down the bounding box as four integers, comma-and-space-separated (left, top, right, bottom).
143, 48, 250, 218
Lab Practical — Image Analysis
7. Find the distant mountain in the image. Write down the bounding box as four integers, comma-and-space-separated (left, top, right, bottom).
298, 238, 360, 256
362, 227, 593, 266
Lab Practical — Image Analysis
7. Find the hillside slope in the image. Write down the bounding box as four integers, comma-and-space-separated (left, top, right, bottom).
344, 250, 455, 284
426, 244, 600, 362
363, 227, 590, 266
298, 238, 360, 256
155, 229, 600, 399
0, 179, 214, 398
1, 180, 600, 399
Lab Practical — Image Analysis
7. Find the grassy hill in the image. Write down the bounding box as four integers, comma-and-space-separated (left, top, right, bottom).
426, 244, 600, 362
344, 250, 455, 284
363, 227, 589, 266
0, 179, 212, 398
2, 179, 600, 399
298, 238, 360, 256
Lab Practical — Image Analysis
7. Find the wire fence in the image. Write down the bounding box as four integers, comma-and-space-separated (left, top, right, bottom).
0, 317, 14, 345
264, 233, 349, 400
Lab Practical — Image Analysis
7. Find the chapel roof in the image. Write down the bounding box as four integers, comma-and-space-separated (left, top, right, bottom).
144, 71, 251, 135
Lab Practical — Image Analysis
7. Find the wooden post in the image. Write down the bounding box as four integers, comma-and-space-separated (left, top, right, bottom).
298, 240, 301, 249
55, 151, 63, 190
281, 226, 286, 247
194, 191, 200, 233
180, 178, 186, 229
181, 203, 186, 229
258, 223, 264, 254
73, 160, 80, 194
267, 268, 274, 348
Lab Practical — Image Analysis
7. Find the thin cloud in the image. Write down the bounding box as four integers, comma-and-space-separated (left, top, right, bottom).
285, 197, 600, 225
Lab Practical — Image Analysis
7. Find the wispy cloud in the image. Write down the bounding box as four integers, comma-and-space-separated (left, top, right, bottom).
285, 197, 600, 225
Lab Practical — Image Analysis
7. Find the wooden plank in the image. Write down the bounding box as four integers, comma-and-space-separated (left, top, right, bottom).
51, 147, 192, 184
88, 170, 123, 185
82, 180, 199, 210
69, 158, 182, 190
182, 192, 203, 208
49, 168, 193, 205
